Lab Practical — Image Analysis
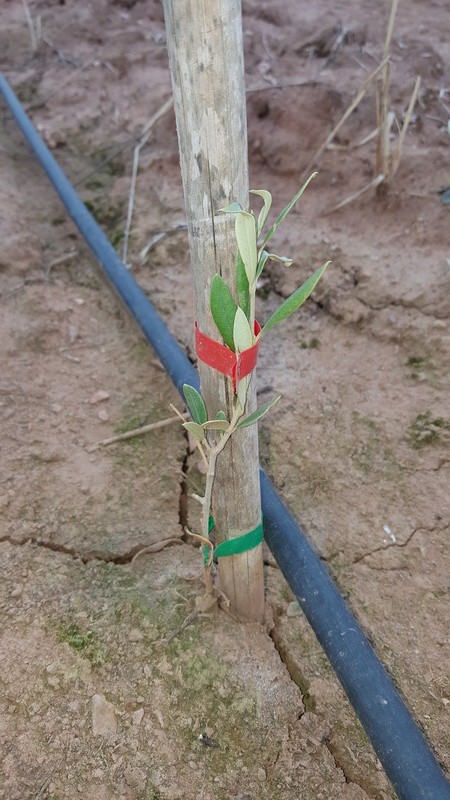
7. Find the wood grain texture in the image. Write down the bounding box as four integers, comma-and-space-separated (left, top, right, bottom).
163, 0, 264, 621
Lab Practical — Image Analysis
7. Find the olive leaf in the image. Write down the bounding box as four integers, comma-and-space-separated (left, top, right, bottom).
237, 374, 249, 413
218, 202, 243, 214
256, 249, 270, 279
202, 419, 229, 432
216, 410, 228, 421
182, 421, 205, 442
210, 273, 237, 351
250, 189, 272, 236
261, 261, 330, 334
236, 211, 258, 286
236, 253, 250, 319
261, 172, 317, 250
233, 306, 254, 353
183, 384, 207, 425
236, 395, 282, 429
266, 253, 294, 267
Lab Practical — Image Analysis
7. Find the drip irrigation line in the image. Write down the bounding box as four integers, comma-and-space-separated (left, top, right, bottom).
1, 72, 449, 800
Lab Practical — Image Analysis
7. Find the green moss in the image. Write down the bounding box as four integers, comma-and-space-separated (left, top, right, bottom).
56, 621, 106, 667
408, 411, 450, 449
406, 356, 425, 366
109, 228, 125, 247
300, 337, 320, 349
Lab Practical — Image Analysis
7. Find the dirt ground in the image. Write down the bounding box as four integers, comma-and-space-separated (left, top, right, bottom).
0, 1, 449, 798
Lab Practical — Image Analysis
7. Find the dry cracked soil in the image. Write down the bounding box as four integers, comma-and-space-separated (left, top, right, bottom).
0, 1, 449, 799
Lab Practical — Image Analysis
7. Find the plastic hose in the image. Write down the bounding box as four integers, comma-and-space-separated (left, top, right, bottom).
1, 72, 449, 800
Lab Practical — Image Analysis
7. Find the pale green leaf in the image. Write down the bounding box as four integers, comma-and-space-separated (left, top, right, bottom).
236, 253, 250, 319
267, 253, 294, 267
237, 375, 249, 412
261, 262, 330, 335
183, 384, 207, 425
202, 419, 229, 432
233, 306, 254, 353
218, 202, 243, 214
250, 189, 272, 236
262, 173, 317, 249
237, 395, 282, 429
216, 410, 228, 421
236, 211, 258, 285
256, 250, 270, 279
210, 274, 237, 351
182, 421, 205, 442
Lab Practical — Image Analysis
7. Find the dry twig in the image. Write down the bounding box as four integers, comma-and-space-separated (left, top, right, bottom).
90, 412, 186, 450
122, 96, 174, 266
303, 57, 388, 176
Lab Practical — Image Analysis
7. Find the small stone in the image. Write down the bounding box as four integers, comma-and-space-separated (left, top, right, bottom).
74, 298, 85, 306
132, 708, 144, 726
92, 693, 117, 736
129, 628, 143, 642
10, 585, 23, 598
287, 600, 301, 617
89, 390, 110, 405
68, 324, 78, 344
93, 769, 104, 780
50, 403, 63, 414
98, 409, 109, 422
257, 767, 267, 782
124, 767, 146, 790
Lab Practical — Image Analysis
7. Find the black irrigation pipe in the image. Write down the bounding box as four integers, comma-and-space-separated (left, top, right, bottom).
1, 72, 449, 800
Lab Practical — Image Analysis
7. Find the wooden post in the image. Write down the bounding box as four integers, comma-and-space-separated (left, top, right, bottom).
162, 0, 264, 621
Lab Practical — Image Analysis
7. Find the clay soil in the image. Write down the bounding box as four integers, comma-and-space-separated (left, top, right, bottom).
0, 1, 449, 799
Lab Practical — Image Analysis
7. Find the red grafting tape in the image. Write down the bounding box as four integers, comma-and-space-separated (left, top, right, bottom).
195, 320, 261, 392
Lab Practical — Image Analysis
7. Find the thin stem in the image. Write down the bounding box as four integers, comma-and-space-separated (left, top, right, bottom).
201, 403, 244, 591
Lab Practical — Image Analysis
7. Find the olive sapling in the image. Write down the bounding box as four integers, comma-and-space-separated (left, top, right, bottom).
176, 174, 330, 593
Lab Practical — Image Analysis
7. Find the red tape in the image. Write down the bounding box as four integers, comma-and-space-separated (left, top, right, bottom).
195, 320, 261, 392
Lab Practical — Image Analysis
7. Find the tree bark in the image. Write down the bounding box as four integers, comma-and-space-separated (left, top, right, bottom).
162, 0, 264, 621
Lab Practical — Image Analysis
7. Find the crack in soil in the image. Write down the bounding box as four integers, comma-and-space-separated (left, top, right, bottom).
268, 606, 316, 716
322, 734, 373, 799
352, 526, 420, 564
178, 428, 191, 533
0, 534, 183, 565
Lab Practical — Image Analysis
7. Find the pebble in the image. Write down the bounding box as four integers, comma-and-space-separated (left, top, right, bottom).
129, 628, 143, 642
132, 708, 144, 726
89, 390, 110, 405
286, 600, 301, 617
50, 403, 63, 414
98, 409, 109, 422
91, 693, 117, 736
10, 584, 23, 598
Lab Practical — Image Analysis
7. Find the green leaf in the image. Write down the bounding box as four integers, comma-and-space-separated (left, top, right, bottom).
210, 274, 237, 351
250, 189, 272, 236
216, 410, 228, 421
236, 253, 250, 319
236, 211, 258, 285
233, 306, 254, 353
261, 262, 330, 335
237, 395, 282, 429
183, 384, 207, 425
261, 173, 317, 249
218, 202, 243, 214
182, 421, 205, 441
256, 250, 270, 279
237, 375, 249, 412
202, 419, 229, 432
267, 253, 294, 267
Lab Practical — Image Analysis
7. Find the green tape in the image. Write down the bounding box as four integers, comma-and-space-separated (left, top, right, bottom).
202, 518, 263, 564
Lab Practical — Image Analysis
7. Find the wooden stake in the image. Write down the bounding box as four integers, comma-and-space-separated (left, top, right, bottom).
162, 0, 264, 621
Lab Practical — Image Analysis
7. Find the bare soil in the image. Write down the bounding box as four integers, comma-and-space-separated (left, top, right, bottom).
0, 1, 449, 799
